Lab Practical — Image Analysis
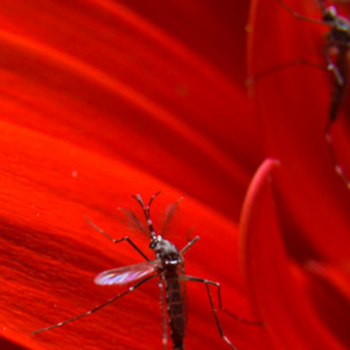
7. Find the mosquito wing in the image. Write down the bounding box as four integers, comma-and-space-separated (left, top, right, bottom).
159, 197, 183, 237
94, 260, 160, 286
117, 208, 150, 237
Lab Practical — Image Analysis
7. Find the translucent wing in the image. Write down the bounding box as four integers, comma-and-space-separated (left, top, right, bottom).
159, 197, 183, 236
95, 260, 160, 286
117, 208, 150, 237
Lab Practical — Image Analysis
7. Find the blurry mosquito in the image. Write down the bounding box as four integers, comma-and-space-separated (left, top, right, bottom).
271, 0, 350, 188
33, 193, 259, 349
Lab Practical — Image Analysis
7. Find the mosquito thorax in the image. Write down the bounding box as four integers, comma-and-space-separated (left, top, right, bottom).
329, 17, 350, 47
151, 237, 181, 264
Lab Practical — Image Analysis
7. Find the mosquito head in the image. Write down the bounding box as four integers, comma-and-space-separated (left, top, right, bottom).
323, 5, 337, 23
149, 235, 162, 249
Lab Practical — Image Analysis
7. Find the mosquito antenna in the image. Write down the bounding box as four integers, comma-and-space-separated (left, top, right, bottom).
132, 192, 161, 239
274, 0, 331, 26
132, 194, 148, 219
148, 191, 162, 208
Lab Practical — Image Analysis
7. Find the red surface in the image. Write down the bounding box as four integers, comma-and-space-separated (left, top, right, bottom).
0, 0, 260, 220
0, 0, 264, 349
0, 0, 349, 349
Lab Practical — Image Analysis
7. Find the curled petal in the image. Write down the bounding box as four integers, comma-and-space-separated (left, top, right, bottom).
240, 158, 346, 350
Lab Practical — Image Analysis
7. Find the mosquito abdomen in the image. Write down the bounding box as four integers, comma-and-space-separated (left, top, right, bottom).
164, 270, 185, 350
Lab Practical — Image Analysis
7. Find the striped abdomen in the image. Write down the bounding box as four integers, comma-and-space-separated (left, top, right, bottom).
164, 267, 186, 350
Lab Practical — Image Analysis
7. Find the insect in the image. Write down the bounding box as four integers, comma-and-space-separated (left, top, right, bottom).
33, 193, 245, 349
272, 0, 350, 188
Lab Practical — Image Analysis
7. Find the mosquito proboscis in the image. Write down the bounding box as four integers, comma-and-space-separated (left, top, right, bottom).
33, 193, 261, 349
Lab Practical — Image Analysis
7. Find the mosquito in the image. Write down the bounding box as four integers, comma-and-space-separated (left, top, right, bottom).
33, 193, 254, 350
271, 0, 350, 188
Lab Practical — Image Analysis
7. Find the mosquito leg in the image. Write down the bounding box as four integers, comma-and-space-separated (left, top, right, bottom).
221, 309, 265, 326
158, 280, 168, 350
86, 218, 150, 261
204, 279, 263, 326
324, 48, 344, 87
322, 46, 350, 189
180, 236, 200, 255
33, 274, 158, 335
327, 61, 344, 86
185, 276, 237, 350
186, 276, 263, 325
273, 0, 327, 25
324, 57, 342, 136
323, 45, 348, 131
247, 58, 330, 86
325, 119, 350, 190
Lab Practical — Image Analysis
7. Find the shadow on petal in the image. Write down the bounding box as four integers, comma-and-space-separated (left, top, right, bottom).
302, 260, 350, 347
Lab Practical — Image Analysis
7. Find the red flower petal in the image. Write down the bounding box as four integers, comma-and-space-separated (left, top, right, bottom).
240, 158, 347, 350
0, 119, 252, 349
0, 0, 261, 218
0, 0, 266, 349
303, 260, 350, 346
116, 0, 250, 83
